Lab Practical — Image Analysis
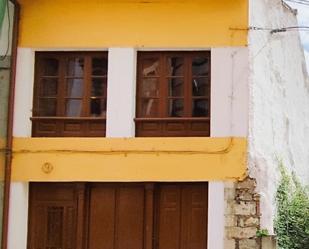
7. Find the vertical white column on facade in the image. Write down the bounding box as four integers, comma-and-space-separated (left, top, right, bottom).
208, 47, 248, 249
13, 48, 35, 137
106, 48, 137, 137
207, 182, 225, 249
7, 183, 29, 249
211, 47, 249, 137
9, 48, 34, 249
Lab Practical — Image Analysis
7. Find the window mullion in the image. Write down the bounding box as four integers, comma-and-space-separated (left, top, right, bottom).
160, 53, 166, 118
184, 55, 191, 117
82, 56, 91, 117
58, 56, 66, 117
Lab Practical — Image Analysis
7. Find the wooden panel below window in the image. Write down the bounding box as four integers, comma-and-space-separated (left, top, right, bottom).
31, 118, 106, 137
135, 118, 210, 137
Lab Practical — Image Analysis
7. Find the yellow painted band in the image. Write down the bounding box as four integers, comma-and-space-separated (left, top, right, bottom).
18, 0, 248, 48
12, 137, 247, 182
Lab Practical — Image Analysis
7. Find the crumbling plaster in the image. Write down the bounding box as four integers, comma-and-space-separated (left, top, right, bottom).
248, 0, 309, 233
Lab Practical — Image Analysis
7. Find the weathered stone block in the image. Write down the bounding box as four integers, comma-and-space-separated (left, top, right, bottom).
227, 227, 257, 239
225, 215, 237, 227
236, 178, 256, 189
239, 239, 259, 249
236, 189, 254, 201
225, 187, 236, 200
261, 236, 277, 249
225, 200, 236, 215
224, 239, 236, 249
239, 217, 260, 227
225, 181, 236, 189
234, 201, 256, 215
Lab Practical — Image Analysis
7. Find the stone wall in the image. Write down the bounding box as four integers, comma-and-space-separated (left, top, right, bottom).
224, 178, 261, 249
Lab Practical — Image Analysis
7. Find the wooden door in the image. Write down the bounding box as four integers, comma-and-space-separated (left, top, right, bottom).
28, 183, 208, 249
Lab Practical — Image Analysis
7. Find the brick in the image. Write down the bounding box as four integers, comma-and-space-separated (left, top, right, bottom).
234, 201, 256, 215
227, 227, 257, 239
239, 239, 259, 249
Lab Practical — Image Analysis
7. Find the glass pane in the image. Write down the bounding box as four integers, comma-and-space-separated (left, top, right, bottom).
141, 99, 158, 117
142, 58, 159, 76
141, 78, 159, 97
167, 57, 184, 76
168, 99, 184, 117
39, 99, 57, 116
192, 78, 209, 96
192, 99, 209, 117
43, 58, 59, 76
67, 79, 83, 98
67, 58, 84, 77
192, 56, 209, 76
168, 78, 184, 97
90, 98, 106, 117
92, 57, 108, 76
41, 78, 58, 96
66, 99, 82, 117
91, 78, 106, 97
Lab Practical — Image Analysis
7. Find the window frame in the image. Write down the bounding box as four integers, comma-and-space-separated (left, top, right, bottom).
32, 51, 108, 137
135, 51, 211, 137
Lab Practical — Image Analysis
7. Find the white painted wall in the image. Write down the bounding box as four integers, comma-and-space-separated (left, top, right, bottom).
207, 182, 224, 249
211, 47, 249, 137
13, 48, 35, 137
106, 48, 136, 137
248, 0, 309, 232
7, 183, 29, 249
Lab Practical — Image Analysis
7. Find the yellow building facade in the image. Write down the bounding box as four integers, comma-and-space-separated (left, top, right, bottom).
8, 1, 251, 249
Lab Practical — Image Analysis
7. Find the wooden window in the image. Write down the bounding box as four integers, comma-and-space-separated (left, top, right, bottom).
28, 183, 208, 249
32, 52, 108, 137
136, 52, 210, 137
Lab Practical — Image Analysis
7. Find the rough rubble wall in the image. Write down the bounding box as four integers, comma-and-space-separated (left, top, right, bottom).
248, 0, 309, 232
224, 178, 261, 249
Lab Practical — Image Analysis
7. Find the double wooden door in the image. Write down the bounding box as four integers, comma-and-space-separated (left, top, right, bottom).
28, 183, 208, 249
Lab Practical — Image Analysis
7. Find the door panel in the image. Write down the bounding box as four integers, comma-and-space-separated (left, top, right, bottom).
157, 185, 181, 249
87, 185, 144, 249
28, 183, 78, 249
115, 187, 144, 249
88, 186, 116, 249
157, 184, 208, 249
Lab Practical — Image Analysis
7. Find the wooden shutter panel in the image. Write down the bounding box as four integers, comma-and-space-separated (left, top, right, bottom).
87, 184, 145, 249
28, 183, 78, 249
156, 184, 208, 249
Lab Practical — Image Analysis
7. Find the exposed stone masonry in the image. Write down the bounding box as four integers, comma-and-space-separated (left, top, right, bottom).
224, 177, 261, 249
